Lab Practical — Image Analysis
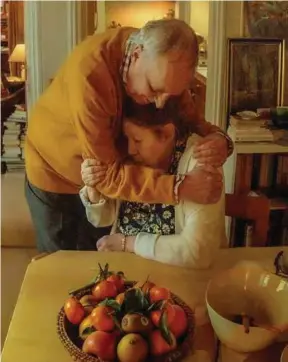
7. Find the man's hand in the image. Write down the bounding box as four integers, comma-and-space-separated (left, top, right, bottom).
178, 165, 223, 204
81, 159, 107, 187
193, 133, 230, 167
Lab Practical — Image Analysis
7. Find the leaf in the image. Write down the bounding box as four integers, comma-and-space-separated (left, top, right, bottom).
112, 314, 122, 332
98, 263, 104, 274
117, 271, 125, 279
140, 274, 150, 290
99, 298, 121, 312
147, 300, 164, 312
81, 326, 96, 337
104, 263, 109, 278
122, 288, 149, 314
159, 309, 173, 346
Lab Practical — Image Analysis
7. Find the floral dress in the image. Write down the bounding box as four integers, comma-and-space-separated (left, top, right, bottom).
116, 137, 188, 236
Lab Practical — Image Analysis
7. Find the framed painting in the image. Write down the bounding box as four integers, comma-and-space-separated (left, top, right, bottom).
227, 38, 284, 116
243, 1, 288, 105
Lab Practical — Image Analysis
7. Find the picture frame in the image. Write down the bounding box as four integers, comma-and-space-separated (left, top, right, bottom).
227, 38, 285, 117
242, 1, 288, 106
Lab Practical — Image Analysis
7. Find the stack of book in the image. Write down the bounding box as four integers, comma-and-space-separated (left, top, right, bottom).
227, 115, 285, 143
1, 105, 27, 172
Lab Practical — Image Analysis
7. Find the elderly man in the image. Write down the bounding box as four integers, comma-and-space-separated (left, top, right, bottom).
25, 19, 233, 252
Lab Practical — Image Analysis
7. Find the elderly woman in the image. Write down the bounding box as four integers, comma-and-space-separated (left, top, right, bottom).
80, 98, 227, 268
25, 19, 232, 252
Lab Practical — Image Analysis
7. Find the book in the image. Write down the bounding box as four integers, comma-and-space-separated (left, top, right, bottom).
230, 115, 268, 127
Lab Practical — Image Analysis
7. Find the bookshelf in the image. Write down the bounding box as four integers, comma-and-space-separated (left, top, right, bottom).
1, 103, 27, 174
224, 142, 288, 247
234, 142, 288, 154
1, 1, 9, 74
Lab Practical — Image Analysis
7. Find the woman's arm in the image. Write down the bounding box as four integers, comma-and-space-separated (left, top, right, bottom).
79, 186, 117, 228
132, 186, 226, 269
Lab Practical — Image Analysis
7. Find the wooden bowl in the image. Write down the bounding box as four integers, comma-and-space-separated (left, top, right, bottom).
57, 283, 194, 362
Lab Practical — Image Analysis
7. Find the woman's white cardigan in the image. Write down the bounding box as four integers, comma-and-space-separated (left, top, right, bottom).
80, 135, 227, 269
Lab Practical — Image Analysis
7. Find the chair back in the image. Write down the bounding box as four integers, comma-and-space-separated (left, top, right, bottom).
225, 193, 270, 247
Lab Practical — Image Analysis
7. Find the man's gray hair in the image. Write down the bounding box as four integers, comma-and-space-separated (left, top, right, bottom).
132, 19, 199, 67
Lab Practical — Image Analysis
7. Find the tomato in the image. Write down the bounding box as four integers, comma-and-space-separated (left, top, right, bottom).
91, 305, 115, 332
92, 280, 118, 301
150, 302, 175, 327
64, 297, 85, 325
149, 329, 177, 356
79, 294, 98, 314
169, 305, 188, 338
149, 286, 170, 303
107, 274, 125, 293
115, 293, 125, 305
82, 331, 117, 360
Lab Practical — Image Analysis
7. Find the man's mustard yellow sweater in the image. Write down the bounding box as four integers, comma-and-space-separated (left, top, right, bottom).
25, 27, 219, 204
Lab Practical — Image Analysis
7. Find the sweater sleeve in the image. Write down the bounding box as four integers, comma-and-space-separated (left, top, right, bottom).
79, 186, 117, 227
68, 61, 176, 205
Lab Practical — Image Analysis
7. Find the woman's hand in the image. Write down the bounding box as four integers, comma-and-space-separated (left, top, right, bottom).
81, 159, 107, 187
193, 133, 231, 167
97, 234, 136, 253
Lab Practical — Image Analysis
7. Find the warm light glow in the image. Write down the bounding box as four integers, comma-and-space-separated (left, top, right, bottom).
9, 43, 26, 63
106, 1, 175, 29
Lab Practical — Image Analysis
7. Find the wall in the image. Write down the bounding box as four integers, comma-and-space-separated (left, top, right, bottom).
96, 0, 106, 33
225, 1, 243, 37
38, 1, 71, 86
105, 1, 175, 28
190, 1, 209, 38
25, 1, 79, 108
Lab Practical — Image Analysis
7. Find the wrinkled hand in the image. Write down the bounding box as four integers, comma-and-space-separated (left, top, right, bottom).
178, 165, 223, 204
193, 133, 229, 167
81, 159, 107, 187
97, 234, 124, 252
97, 234, 136, 252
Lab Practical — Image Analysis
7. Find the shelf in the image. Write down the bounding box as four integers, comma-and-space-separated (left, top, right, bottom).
235, 142, 288, 154
270, 198, 288, 211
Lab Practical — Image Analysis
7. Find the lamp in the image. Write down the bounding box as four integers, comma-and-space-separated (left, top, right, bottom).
9, 43, 26, 80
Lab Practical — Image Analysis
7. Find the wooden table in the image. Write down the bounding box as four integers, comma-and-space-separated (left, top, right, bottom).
2, 247, 288, 362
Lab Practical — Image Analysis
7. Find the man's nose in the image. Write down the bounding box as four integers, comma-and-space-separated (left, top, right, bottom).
154, 94, 170, 109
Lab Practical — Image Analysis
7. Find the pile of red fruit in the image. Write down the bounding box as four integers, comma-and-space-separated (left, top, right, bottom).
62, 264, 190, 362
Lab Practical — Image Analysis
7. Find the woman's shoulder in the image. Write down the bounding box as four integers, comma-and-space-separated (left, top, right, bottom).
178, 134, 201, 173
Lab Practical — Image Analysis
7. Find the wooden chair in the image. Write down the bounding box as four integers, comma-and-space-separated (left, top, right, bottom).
225, 193, 270, 247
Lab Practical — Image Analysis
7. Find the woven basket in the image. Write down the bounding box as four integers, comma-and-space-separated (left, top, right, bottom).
57, 283, 194, 362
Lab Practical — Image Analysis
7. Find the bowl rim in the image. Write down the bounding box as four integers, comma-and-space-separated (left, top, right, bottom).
281, 344, 288, 362
57, 282, 195, 362
205, 268, 286, 333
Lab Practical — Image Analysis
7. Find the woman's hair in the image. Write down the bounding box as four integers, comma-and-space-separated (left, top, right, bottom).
130, 18, 199, 68
123, 96, 190, 138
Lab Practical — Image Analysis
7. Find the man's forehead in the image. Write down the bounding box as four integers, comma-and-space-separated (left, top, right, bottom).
150, 61, 192, 94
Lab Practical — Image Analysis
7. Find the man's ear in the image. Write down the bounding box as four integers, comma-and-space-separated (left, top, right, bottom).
132, 45, 144, 60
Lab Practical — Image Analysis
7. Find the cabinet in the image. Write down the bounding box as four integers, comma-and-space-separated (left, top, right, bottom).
1, 2, 10, 74
224, 143, 288, 246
